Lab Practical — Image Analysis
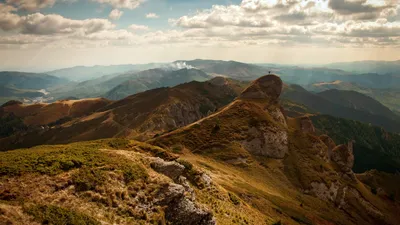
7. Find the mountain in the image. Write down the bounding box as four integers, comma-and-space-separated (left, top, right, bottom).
0, 71, 68, 90
318, 89, 399, 121
47, 63, 164, 82
178, 59, 269, 80
324, 60, 400, 74
309, 81, 400, 113
149, 75, 400, 225
282, 85, 400, 133
2, 75, 400, 225
105, 68, 212, 100
50, 68, 212, 100
0, 77, 246, 150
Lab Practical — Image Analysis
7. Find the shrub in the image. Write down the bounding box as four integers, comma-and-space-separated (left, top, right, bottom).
25, 204, 100, 225
120, 163, 148, 184
72, 167, 106, 192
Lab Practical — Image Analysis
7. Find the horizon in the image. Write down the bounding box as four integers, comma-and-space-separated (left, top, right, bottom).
1, 0, 399, 71
2, 58, 400, 73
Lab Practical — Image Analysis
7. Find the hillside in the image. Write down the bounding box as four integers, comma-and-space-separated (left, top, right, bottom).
0, 77, 246, 151
2, 75, 399, 225
309, 81, 400, 113
50, 68, 212, 100
105, 68, 212, 100
0, 71, 68, 90
317, 89, 399, 121
282, 85, 400, 133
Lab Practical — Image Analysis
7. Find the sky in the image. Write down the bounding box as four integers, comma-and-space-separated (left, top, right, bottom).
0, 0, 399, 71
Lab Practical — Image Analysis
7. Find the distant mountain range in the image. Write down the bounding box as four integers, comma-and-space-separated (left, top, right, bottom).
282, 84, 400, 133
323, 60, 400, 74
47, 63, 164, 82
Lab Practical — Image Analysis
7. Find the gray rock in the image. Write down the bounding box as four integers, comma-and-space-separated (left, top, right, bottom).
151, 158, 185, 181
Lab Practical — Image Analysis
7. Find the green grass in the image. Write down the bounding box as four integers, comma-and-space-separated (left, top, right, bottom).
25, 204, 100, 225
72, 167, 107, 192
0, 139, 148, 181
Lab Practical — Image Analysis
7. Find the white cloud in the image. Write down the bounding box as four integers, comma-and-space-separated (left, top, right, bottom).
6, 0, 56, 11
168, 0, 400, 48
146, 13, 159, 19
92, 0, 143, 10
19, 13, 115, 35
109, 9, 123, 20
129, 24, 149, 31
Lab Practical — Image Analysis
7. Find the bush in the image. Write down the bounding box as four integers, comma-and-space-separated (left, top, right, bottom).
72, 167, 106, 192
120, 163, 148, 184
25, 204, 100, 225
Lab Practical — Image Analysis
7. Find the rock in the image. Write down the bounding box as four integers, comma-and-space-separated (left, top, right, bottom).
165, 198, 216, 225
242, 126, 288, 159
156, 183, 216, 225
155, 183, 185, 205
319, 135, 336, 158
299, 116, 315, 134
178, 176, 196, 200
331, 141, 354, 173
150, 158, 185, 181
310, 182, 340, 202
239, 75, 283, 102
199, 173, 212, 187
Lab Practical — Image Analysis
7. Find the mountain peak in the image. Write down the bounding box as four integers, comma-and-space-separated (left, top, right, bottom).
239, 74, 282, 101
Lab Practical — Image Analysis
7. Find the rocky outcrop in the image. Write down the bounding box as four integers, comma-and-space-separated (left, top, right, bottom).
299, 116, 315, 134
151, 158, 185, 181
239, 75, 283, 102
152, 160, 216, 225
331, 141, 355, 180
331, 142, 354, 172
319, 135, 336, 158
242, 126, 288, 159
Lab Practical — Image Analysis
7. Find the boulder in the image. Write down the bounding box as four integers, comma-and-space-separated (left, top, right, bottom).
150, 158, 185, 181
156, 183, 216, 225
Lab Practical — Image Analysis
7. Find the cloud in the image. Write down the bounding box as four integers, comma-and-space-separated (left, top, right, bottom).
109, 9, 123, 20
6, 0, 56, 11
129, 24, 149, 31
328, 0, 391, 15
146, 13, 159, 19
0, 3, 20, 31
92, 0, 143, 10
